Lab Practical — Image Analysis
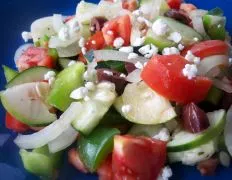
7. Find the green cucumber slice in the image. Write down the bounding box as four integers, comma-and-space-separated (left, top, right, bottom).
47, 62, 85, 111
2, 65, 18, 83
128, 124, 163, 137
78, 127, 120, 172
72, 82, 117, 135
6, 66, 56, 88
158, 16, 203, 45
1, 82, 57, 126
167, 109, 226, 152
114, 82, 176, 125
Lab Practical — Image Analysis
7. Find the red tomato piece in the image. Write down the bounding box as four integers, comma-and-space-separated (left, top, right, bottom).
141, 55, 212, 104
97, 155, 113, 180
167, 0, 182, 9
112, 135, 167, 180
181, 40, 229, 59
68, 148, 89, 174
17, 47, 55, 71
102, 15, 131, 46
122, 0, 138, 12
5, 113, 29, 133
85, 31, 106, 51
78, 53, 87, 64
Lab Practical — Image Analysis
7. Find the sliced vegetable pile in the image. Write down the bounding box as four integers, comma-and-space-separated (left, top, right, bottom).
1, 0, 232, 179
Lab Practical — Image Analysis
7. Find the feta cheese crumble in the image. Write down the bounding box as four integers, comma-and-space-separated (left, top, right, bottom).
44, 71, 56, 81
138, 45, 150, 55
219, 151, 231, 167
229, 58, 232, 65
113, 37, 124, 48
68, 60, 77, 67
103, 70, 113, 76
178, 44, 185, 51
68, 18, 80, 33
152, 19, 170, 36
70, 87, 88, 100
193, 37, 199, 41
121, 105, 132, 114
182, 64, 198, 80
137, 16, 152, 27
161, 166, 173, 180
91, 40, 96, 45
120, 73, 126, 78
132, 9, 142, 16
21, 31, 32, 42
132, 37, 145, 47
128, 52, 139, 59
135, 61, 144, 69
162, 47, 180, 55
119, 46, 133, 53
85, 82, 95, 91
107, 30, 114, 35
167, 32, 182, 43
79, 37, 85, 48
153, 128, 170, 141
81, 47, 87, 55
185, 51, 201, 65
58, 26, 70, 41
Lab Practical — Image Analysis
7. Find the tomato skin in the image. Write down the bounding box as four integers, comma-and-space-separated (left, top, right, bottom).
17, 47, 55, 71
181, 40, 229, 59
141, 55, 212, 104
122, 0, 138, 12
5, 113, 29, 133
102, 15, 131, 46
112, 135, 166, 180
85, 31, 106, 51
167, 0, 182, 9
97, 156, 113, 180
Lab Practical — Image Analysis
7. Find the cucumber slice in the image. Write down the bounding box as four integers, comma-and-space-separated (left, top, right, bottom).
167, 109, 226, 152
72, 82, 117, 135
158, 16, 203, 45
2, 65, 18, 83
145, 29, 176, 51
6, 66, 56, 89
114, 82, 176, 125
1, 82, 57, 126
128, 124, 163, 137
47, 62, 85, 111
168, 140, 216, 165
58, 58, 73, 69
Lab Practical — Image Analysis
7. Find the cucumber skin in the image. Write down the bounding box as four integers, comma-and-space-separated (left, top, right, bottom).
167, 110, 226, 152
2, 65, 18, 83
6, 66, 56, 88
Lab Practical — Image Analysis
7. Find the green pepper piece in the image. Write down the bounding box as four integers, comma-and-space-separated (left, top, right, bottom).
47, 62, 85, 111
206, 86, 223, 105
20, 146, 63, 177
78, 127, 120, 172
97, 61, 126, 73
48, 48, 59, 61
2, 65, 18, 83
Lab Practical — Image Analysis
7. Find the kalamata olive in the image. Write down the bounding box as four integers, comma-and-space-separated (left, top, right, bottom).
197, 158, 219, 176
97, 68, 128, 95
182, 103, 210, 133
90, 17, 107, 33
125, 62, 136, 73
165, 9, 192, 26
221, 92, 232, 110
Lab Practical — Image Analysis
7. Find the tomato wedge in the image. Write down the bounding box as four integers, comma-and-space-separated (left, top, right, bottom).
102, 15, 131, 46
141, 55, 212, 104
181, 40, 229, 59
85, 31, 106, 51
97, 156, 113, 180
17, 47, 55, 71
167, 0, 182, 9
5, 113, 29, 133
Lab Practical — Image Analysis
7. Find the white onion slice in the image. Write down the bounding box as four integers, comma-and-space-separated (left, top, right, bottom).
14, 102, 83, 149
93, 50, 147, 63
48, 126, 78, 153
53, 14, 64, 33
14, 43, 33, 64
225, 105, 232, 157
56, 41, 81, 57
192, 16, 207, 36
0, 134, 10, 147
213, 78, 232, 93
126, 69, 142, 83
198, 55, 229, 76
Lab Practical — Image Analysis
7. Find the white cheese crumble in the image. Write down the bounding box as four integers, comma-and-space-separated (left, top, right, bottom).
68, 18, 80, 33
229, 58, 232, 65
135, 61, 144, 69
119, 46, 133, 53
44, 71, 56, 81
78, 37, 85, 48
132, 9, 142, 16
217, 24, 222, 28
103, 70, 113, 76
70, 87, 88, 100
97, 82, 115, 91
153, 128, 170, 142
152, 19, 170, 36
81, 47, 87, 55
139, 44, 158, 58
168, 32, 182, 43
178, 44, 185, 51
113, 37, 124, 48
132, 37, 145, 47
185, 51, 201, 65
58, 26, 70, 41
121, 105, 132, 114
138, 45, 150, 55
128, 52, 139, 59
137, 16, 152, 27
90, 26, 95, 31
85, 82, 95, 91
182, 64, 198, 80
162, 47, 180, 55
107, 30, 114, 35
219, 151, 231, 167
120, 73, 126, 78
21, 31, 32, 42
68, 60, 77, 67
91, 40, 96, 45
161, 166, 173, 180
193, 37, 199, 41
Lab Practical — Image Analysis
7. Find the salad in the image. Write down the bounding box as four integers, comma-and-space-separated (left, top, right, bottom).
1, 0, 232, 179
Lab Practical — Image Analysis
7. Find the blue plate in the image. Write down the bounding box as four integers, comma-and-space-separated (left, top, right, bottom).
1, 0, 232, 179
